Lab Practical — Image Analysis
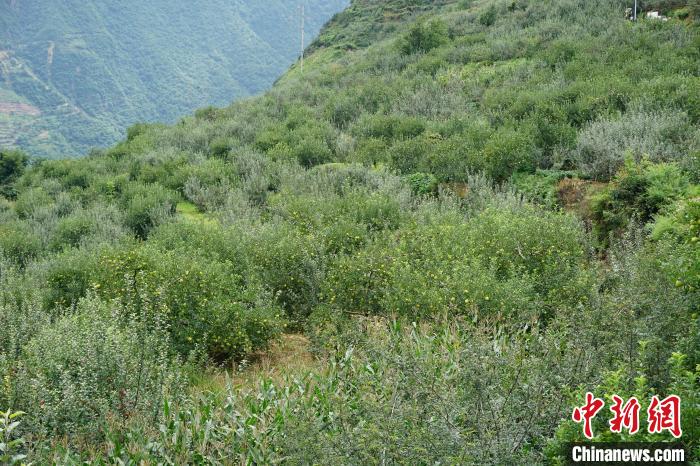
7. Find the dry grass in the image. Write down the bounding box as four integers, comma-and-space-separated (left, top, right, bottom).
194, 334, 319, 395
441, 182, 470, 198
557, 178, 606, 219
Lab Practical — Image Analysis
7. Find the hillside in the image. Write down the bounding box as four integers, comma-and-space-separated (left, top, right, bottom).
0, 0, 348, 158
0, 0, 699, 463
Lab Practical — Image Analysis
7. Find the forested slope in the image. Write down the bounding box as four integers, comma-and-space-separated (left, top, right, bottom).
0, 0, 347, 157
0, 0, 698, 463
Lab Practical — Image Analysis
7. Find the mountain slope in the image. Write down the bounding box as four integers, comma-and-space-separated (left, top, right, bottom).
0, 0, 348, 157
106, 0, 698, 184
1, 0, 699, 463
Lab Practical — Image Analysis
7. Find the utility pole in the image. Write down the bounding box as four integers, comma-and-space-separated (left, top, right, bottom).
634, 0, 638, 20
300, 4, 305, 73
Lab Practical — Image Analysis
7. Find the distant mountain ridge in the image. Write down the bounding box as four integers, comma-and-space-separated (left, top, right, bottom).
0, 0, 348, 158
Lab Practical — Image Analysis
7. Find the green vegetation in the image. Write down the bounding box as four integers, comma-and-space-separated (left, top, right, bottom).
400, 19, 450, 54
0, 0, 698, 463
0, 410, 26, 465
591, 158, 695, 245
0, 0, 348, 158
0, 150, 27, 198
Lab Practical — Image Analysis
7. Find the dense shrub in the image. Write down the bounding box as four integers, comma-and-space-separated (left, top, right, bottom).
591, 160, 691, 245
0, 150, 28, 198
481, 125, 539, 181
0, 222, 42, 267
12, 295, 180, 440
545, 234, 699, 457
350, 137, 390, 166
94, 245, 284, 360
73, 314, 617, 465
389, 136, 431, 174
690, 0, 700, 17
651, 197, 700, 294
149, 220, 248, 270
527, 104, 578, 157
547, 356, 699, 462
120, 182, 179, 238
42, 247, 101, 310
642, 0, 692, 13
49, 204, 128, 251
322, 204, 589, 322
208, 136, 236, 158
0, 266, 49, 410
424, 123, 493, 181
324, 93, 361, 129
399, 19, 449, 54
49, 214, 95, 251
353, 114, 426, 141
290, 134, 334, 167
3, 0, 700, 462
574, 109, 693, 180
249, 224, 322, 325
260, 121, 336, 168
36, 160, 93, 190
322, 244, 394, 316
348, 191, 404, 231
479, 4, 498, 27
461, 206, 588, 290
511, 170, 573, 209
13, 187, 53, 219
319, 219, 369, 255
406, 172, 438, 195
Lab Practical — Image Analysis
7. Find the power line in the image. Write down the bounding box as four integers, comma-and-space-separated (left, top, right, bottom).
300, 3, 305, 73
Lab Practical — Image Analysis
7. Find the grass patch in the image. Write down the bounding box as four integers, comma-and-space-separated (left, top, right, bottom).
192, 334, 318, 396
176, 201, 216, 225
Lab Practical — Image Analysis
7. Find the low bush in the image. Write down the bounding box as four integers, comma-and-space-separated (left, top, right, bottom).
547, 354, 699, 462
0, 267, 50, 410
591, 160, 691, 245
42, 246, 101, 310
0, 150, 28, 199
3, 0, 700, 462
349, 191, 404, 231
651, 197, 700, 294
148, 220, 248, 270
249, 225, 322, 325
68, 315, 618, 464
319, 219, 369, 255
120, 182, 179, 238
389, 136, 431, 174
350, 137, 389, 166
574, 109, 693, 181
322, 204, 589, 322
49, 214, 95, 251
510, 170, 574, 209
406, 172, 438, 195
291, 135, 334, 167
95, 245, 284, 360
0, 222, 42, 267
481, 125, 539, 181
399, 18, 449, 55
13, 187, 53, 219
353, 113, 426, 141
479, 3, 498, 27
12, 295, 180, 441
